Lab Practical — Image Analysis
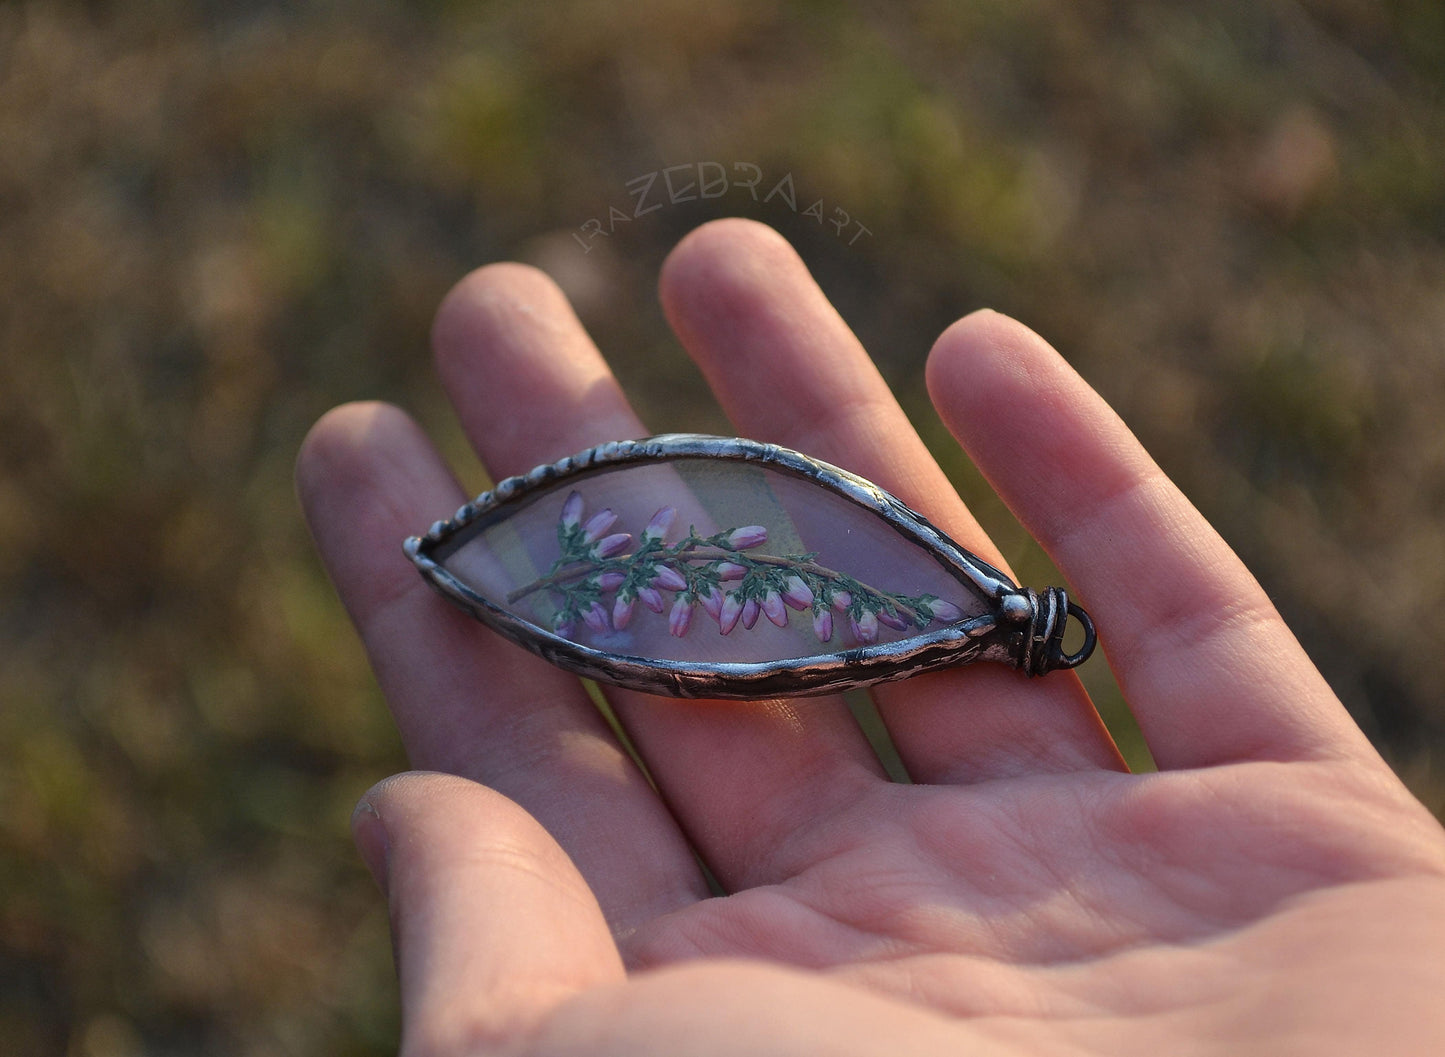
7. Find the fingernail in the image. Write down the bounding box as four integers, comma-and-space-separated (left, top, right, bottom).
352, 798, 391, 899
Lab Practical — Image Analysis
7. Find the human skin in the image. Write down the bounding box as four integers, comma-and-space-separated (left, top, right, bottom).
296, 219, 1445, 1056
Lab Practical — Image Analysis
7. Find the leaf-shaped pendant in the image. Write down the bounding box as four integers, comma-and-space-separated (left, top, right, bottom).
405, 435, 1095, 698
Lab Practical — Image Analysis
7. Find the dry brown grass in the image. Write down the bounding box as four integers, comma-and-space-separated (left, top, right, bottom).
2, 2, 1443, 1052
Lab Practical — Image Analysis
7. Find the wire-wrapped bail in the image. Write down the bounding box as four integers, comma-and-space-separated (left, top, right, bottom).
999, 587, 1097, 676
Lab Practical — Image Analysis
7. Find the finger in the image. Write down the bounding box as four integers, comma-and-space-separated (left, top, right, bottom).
658, 219, 1122, 782
432, 263, 887, 890
353, 772, 624, 1054
297, 402, 708, 931
925, 309, 1375, 768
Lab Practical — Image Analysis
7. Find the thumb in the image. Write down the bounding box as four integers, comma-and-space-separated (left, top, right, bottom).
353, 771, 625, 1053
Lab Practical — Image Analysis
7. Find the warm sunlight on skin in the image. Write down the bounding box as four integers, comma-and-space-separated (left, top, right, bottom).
297, 220, 1445, 1056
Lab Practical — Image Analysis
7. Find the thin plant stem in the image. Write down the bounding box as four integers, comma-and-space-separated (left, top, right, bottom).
506, 543, 920, 621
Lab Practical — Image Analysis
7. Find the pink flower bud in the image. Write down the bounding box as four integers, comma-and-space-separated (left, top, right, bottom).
643, 506, 677, 541
761, 590, 788, 627
812, 608, 833, 643
612, 594, 635, 629
559, 491, 584, 529
850, 609, 878, 644
701, 585, 725, 620
582, 508, 618, 542
552, 613, 576, 639
715, 561, 747, 581
583, 601, 609, 632
594, 571, 625, 592
668, 595, 693, 637
876, 607, 911, 632
725, 525, 768, 550
650, 565, 687, 591
718, 593, 742, 635
638, 586, 665, 613
590, 532, 632, 559
741, 598, 760, 629
831, 590, 852, 612
781, 575, 813, 610
927, 598, 963, 623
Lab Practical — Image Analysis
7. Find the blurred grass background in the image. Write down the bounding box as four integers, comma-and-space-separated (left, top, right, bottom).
3, 1, 1444, 1053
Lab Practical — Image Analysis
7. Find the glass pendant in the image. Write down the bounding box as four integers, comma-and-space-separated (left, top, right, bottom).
405, 435, 1095, 698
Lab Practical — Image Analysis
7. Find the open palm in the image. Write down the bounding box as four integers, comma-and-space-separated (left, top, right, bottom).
298, 220, 1445, 1055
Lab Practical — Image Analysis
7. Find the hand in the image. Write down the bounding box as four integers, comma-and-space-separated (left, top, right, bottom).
297, 219, 1445, 1056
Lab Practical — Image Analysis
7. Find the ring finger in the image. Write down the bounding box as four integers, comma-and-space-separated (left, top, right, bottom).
431, 262, 891, 892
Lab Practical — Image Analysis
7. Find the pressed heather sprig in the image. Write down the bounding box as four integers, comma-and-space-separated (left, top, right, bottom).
668, 595, 693, 637
590, 532, 632, 560
761, 590, 788, 627
560, 491, 584, 530
925, 598, 963, 622
637, 586, 665, 613
583, 601, 609, 633
851, 609, 879, 644
582, 508, 618, 541
643, 506, 678, 542
724, 525, 768, 550
650, 565, 687, 591
781, 575, 813, 610
718, 593, 743, 635
812, 607, 834, 643
518, 493, 971, 646
876, 607, 911, 632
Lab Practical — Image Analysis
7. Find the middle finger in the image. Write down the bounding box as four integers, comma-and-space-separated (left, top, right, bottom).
658, 219, 1122, 783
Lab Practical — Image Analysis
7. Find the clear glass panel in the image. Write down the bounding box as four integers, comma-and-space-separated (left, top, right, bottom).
436, 458, 987, 663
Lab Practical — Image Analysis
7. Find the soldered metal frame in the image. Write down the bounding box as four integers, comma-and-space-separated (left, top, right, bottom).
404, 434, 1096, 699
